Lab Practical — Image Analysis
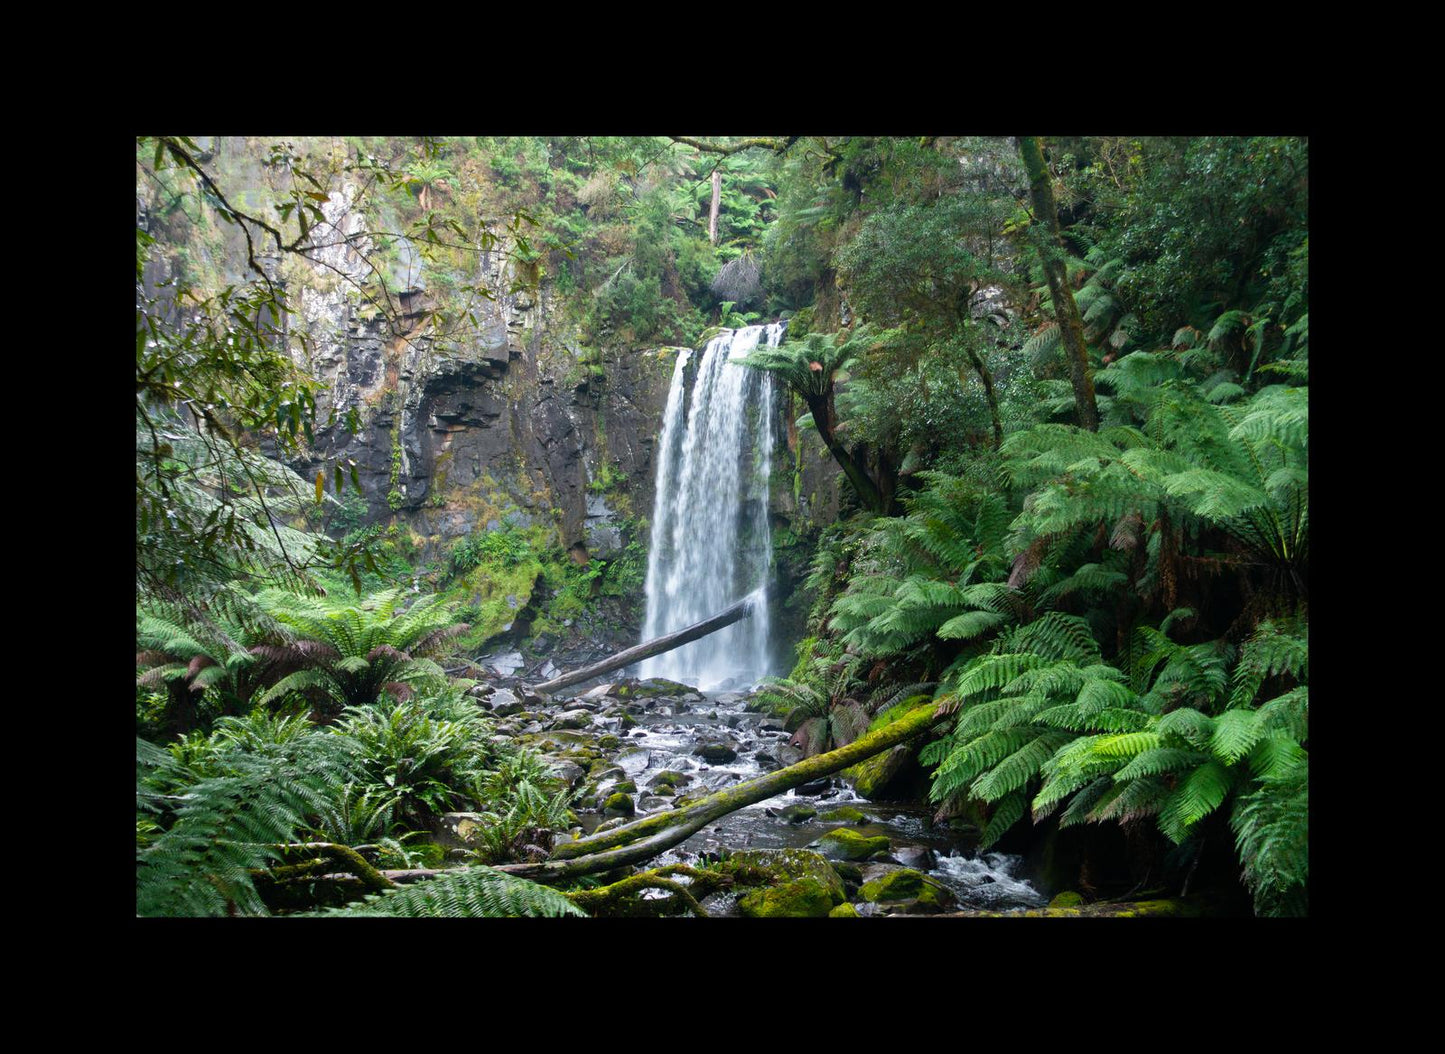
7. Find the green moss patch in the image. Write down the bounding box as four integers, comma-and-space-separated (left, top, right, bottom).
814, 827, 890, 861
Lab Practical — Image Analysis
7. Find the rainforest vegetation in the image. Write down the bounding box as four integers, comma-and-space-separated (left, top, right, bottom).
136, 135, 1307, 917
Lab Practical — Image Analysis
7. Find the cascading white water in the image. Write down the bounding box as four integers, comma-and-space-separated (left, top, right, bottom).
638, 323, 782, 690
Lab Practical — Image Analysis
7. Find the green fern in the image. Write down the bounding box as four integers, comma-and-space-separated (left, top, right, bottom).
136, 738, 339, 916
318, 866, 586, 917
253, 587, 468, 717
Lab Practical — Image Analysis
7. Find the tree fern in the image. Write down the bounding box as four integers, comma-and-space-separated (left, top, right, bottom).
253, 587, 468, 717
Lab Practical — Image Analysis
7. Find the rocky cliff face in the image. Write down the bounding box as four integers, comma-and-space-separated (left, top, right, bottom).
287, 184, 680, 570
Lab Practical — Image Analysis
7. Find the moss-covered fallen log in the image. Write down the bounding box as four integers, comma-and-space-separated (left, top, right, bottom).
565, 864, 722, 917
265, 842, 397, 892
494, 701, 946, 883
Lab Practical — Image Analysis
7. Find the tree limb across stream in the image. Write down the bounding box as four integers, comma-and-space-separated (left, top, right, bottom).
531, 594, 756, 694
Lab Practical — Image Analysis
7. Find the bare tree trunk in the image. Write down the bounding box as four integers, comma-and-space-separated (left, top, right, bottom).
1018, 136, 1099, 432
708, 169, 722, 246
532, 596, 754, 694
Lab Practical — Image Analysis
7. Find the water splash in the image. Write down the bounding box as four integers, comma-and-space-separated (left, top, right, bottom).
932, 851, 1047, 910
639, 323, 782, 689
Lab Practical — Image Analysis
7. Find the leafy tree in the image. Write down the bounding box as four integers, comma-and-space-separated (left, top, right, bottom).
1080, 136, 1308, 353
837, 192, 1016, 449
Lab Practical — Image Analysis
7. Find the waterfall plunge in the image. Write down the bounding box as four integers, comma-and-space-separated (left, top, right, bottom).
638, 323, 782, 690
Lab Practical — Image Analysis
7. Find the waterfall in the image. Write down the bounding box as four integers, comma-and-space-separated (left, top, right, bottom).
639, 323, 783, 689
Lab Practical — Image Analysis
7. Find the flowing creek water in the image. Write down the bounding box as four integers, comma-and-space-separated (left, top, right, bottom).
571, 681, 1046, 915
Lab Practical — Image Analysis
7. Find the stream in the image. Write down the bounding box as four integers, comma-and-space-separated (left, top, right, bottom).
564, 679, 1047, 915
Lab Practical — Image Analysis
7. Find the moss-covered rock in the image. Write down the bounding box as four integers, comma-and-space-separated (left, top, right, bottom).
814, 827, 890, 861
727, 848, 847, 918
779, 803, 817, 824
820, 806, 867, 824
846, 743, 925, 800
693, 740, 739, 764
1049, 890, 1086, 908
737, 880, 837, 918
602, 792, 635, 816
648, 770, 690, 789
612, 780, 637, 794
828, 902, 860, 917
857, 867, 953, 913
613, 678, 692, 699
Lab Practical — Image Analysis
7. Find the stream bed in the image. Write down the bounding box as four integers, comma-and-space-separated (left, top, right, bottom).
528, 679, 1047, 915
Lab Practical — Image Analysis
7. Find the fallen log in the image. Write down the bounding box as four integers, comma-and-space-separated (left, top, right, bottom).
493, 700, 948, 883
532, 594, 756, 694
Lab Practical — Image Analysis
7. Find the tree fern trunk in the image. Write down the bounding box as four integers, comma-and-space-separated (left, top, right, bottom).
807, 392, 889, 514
1019, 136, 1099, 432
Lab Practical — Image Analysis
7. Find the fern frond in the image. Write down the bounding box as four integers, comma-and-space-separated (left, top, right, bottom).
1230, 757, 1308, 916
1092, 776, 1171, 824
1111, 747, 1210, 781
1157, 761, 1234, 843
971, 730, 1074, 802
1209, 708, 1265, 764
321, 866, 586, 917
979, 789, 1028, 848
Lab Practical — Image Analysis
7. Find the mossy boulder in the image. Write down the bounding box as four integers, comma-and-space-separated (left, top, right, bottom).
602, 792, 635, 816
821, 806, 867, 824
612, 780, 637, 795
828, 902, 860, 917
693, 740, 739, 764
857, 867, 953, 914
727, 848, 847, 918
814, 827, 890, 862
614, 678, 692, 698
648, 770, 690, 790
1049, 890, 1086, 908
779, 803, 817, 824
845, 743, 925, 800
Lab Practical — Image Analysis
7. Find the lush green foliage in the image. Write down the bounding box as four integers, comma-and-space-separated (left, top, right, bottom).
137, 135, 1308, 916
136, 683, 577, 916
